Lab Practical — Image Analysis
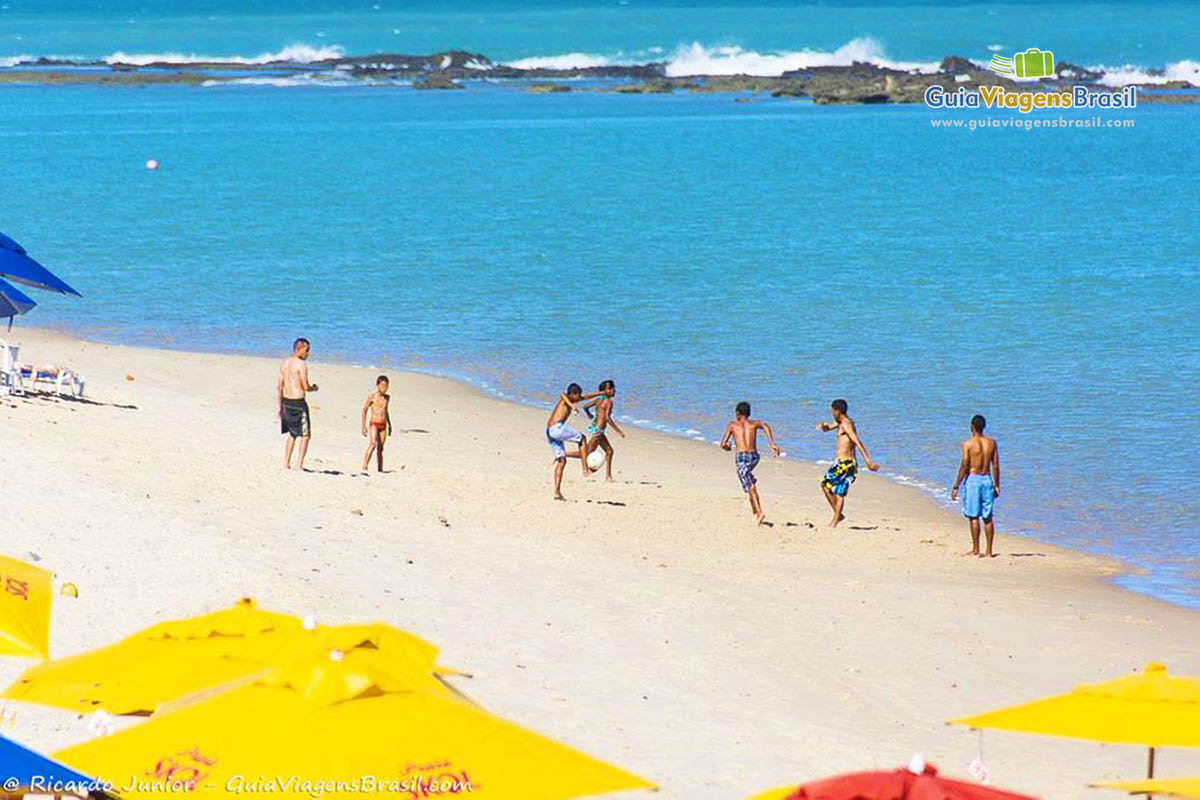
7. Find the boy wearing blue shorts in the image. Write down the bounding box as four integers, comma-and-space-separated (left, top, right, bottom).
951, 414, 1001, 557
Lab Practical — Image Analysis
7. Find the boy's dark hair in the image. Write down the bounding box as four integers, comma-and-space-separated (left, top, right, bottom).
599, 379, 615, 392
376, 375, 389, 386
566, 382, 582, 395
293, 337, 310, 351
971, 414, 987, 432
831, 398, 848, 414
736, 401, 751, 417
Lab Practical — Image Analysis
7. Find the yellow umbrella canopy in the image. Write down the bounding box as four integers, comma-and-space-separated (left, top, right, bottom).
56, 659, 655, 800
1095, 777, 1200, 798
950, 663, 1200, 748
0, 554, 52, 660
3, 598, 452, 714
744, 787, 796, 800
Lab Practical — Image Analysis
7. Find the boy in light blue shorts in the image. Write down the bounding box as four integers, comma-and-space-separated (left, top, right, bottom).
951, 414, 1000, 557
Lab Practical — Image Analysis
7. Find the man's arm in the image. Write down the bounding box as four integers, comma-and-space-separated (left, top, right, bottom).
815, 420, 836, 432
991, 443, 1001, 496
951, 442, 969, 500
846, 421, 879, 471
760, 421, 781, 457
720, 423, 734, 451
301, 361, 317, 392
276, 366, 284, 417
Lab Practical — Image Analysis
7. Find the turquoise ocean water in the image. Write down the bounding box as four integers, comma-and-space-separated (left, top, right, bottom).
2, 1, 1198, 608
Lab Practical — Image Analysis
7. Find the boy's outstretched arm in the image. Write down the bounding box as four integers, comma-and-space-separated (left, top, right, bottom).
609, 417, 626, 438
720, 423, 734, 451
951, 442, 969, 500
815, 419, 836, 432
360, 395, 371, 437
760, 421, 781, 457
847, 421, 879, 471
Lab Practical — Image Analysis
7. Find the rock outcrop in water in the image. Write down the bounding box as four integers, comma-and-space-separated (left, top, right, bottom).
0, 50, 1194, 102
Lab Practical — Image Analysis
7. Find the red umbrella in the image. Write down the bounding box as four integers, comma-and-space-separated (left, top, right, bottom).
785, 762, 1037, 800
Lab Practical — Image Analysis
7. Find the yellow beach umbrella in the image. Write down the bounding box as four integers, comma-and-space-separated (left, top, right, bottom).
951, 663, 1200, 779
0, 554, 52, 660
744, 787, 796, 800
56, 658, 655, 800
1095, 777, 1200, 798
3, 598, 453, 714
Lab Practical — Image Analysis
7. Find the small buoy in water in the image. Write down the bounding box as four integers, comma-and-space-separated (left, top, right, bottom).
145, 159, 159, 171
60, 582, 78, 597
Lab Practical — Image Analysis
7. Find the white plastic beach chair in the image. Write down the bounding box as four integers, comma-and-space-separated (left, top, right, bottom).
18, 364, 86, 398
0, 339, 22, 397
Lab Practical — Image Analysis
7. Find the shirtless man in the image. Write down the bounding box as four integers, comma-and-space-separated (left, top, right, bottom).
815, 398, 879, 527
951, 414, 1001, 557
277, 337, 318, 470
582, 379, 626, 483
721, 401, 780, 526
546, 382, 612, 500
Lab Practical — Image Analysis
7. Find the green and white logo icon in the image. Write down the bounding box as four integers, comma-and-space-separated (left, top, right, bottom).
989, 48, 1056, 78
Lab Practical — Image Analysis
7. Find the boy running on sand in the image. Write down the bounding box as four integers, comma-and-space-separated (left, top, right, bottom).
581, 379, 626, 482
721, 402, 780, 526
360, 375, 392, 473
951, 414, 1001, 557
815, 398, 879, 528
546, 382, 613, 500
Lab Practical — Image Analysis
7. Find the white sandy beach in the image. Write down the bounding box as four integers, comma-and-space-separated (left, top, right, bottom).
1, 326, 1198, 799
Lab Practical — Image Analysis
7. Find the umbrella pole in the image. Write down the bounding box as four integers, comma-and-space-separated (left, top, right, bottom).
1147, 746, 1156, 800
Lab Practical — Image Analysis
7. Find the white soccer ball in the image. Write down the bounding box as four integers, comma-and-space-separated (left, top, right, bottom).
587, 448, 607, 470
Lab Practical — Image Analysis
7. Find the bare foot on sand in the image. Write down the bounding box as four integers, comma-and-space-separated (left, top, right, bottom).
756, 511, 766, 527
553, 492, 566, 501
961, 549, 981, 557
829, 513, 845, 528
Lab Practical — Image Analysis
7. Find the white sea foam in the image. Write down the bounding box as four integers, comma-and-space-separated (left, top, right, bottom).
1093, 59, 1200, 86
504, 52, 614, 70
663, 38, 941, 77
0, 54, 32, 67
987, 44, 1005, 53
105, 43, 345, 66
201, 73, 401, 88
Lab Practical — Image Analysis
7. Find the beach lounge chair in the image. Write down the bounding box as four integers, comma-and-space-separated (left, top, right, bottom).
18, 363, 86, 398
0, 339, 22, 397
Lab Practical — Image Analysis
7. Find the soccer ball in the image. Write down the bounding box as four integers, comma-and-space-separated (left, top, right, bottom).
587, 448, 607, 471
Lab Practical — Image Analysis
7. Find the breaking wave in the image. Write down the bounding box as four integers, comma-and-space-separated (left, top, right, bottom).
1093, 59, 1200, 87
104, 43, 344, 66
504, 52, 614, 70
663, 38, 942, 77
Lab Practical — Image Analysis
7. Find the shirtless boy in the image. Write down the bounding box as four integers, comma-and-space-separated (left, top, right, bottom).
277, 337, 318, 470
815, 398, 879, 527
360, 374, 392, 473
951, 414, 1001, 557
582, 379, 626, 482
720, 401, 780, 526
546, 382, 613, 500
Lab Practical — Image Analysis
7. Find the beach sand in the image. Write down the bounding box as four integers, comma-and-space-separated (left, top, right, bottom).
1, 327, 1197, 799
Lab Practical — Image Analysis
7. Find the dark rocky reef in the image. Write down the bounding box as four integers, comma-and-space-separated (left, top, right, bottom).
1, 50, 1193, 102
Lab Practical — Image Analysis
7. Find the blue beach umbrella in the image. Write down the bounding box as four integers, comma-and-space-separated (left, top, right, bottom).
0, 277, 37, 319
0, 232, 82, 297
0, 731, 96, 790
